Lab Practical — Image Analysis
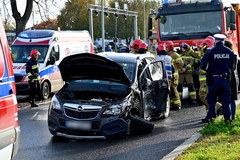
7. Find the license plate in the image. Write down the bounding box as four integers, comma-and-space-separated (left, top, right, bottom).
65, 121, 91, 131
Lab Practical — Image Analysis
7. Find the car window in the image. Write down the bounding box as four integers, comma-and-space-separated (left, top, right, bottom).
149, 61, 163, 81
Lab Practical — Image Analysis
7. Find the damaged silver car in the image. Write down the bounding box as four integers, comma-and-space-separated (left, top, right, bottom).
48, 53, 170, 139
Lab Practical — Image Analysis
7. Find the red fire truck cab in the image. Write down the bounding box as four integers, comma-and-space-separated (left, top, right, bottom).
0, 19, 20, 159
149, 0, 240, 55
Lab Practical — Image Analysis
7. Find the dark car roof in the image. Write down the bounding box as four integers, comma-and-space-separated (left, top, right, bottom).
98, 52, 155, 63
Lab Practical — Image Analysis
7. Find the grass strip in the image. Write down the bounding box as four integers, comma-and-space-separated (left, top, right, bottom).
175, 106, 240, 160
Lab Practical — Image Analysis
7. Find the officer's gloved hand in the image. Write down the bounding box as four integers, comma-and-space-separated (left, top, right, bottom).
186, 64, 192, 70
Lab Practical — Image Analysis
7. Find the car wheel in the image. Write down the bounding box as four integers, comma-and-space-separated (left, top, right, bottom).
129, 114, 154, 133
49, 129, 57, 136
41, 81, 50, 100
163, 94, 170, 118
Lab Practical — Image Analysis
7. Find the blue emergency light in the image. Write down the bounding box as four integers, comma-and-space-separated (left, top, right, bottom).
18, 30, 55, 39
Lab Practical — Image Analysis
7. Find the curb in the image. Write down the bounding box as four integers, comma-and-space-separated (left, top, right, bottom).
162, 133, 202, 160
162, 98, 240, 160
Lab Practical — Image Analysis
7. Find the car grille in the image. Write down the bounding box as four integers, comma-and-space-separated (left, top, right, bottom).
63, 103, 101, 120
65, 109, 99, 119
15, 75, 24, 82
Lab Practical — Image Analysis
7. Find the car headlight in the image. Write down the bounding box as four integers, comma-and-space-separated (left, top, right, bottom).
51, 95, 61, 110
102, 104, 122, 116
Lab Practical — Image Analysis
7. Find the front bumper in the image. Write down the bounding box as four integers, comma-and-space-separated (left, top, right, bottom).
48, 110, 129, 138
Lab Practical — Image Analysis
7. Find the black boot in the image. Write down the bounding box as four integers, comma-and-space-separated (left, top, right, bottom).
31, 100, 38, 107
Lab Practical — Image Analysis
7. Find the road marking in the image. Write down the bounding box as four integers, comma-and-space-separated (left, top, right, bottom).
30, 112, 38, 120
30, 111, 47, 121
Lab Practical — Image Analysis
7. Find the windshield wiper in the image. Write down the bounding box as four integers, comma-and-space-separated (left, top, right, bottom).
167, 33, 189, 39
188, 32, 213, 36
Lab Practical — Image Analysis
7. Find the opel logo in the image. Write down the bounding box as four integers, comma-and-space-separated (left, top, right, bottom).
78, 106, 83, 112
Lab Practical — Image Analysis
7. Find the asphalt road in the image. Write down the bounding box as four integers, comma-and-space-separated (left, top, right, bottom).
13, 98, 206, 160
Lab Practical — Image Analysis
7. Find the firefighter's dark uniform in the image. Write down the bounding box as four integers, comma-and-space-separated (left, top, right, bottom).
201, 39, 235, 122
26, 57, 40, 107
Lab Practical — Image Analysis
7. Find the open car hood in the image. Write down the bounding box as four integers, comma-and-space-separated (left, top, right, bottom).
59, 53, 131, 86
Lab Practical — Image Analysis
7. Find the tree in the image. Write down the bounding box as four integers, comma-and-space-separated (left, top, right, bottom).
10, 0, 33, 35
7, 0, 62, 35
34, 18, 58, 29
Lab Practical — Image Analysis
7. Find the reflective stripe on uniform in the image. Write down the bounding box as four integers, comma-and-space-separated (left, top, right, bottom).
174, 81, 178, 85
33, 77, 40, 81
32, 65, 38, 69
189, 91, 196, 96
199, 77, 206, 81
181, 56, 194, 59
174, 100, 181, 105
200, 88, 207, 92
174, 57, 182, 63
173, 72, 178, 75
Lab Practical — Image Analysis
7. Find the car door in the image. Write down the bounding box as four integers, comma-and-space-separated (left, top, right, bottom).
139, 59, 169, 119
45, 45, 63, 92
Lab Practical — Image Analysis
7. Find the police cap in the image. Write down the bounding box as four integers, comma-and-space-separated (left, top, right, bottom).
213, 34, 226, 41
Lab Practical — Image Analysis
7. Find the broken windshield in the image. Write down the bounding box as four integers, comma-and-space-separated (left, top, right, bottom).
159, 11, 222, 40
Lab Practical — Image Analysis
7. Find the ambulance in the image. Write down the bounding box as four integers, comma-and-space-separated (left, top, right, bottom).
11, 30, 94, 99
0, 19, 20, 160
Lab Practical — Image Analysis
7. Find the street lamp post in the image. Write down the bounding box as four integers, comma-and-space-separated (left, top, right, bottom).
143, 0, 146, 42
101, 0, 105, 51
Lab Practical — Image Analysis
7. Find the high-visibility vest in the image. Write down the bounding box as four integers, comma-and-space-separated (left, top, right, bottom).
156, 55, 173, 79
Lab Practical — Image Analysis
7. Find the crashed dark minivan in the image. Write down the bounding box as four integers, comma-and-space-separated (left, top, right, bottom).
48, 53, 170, 138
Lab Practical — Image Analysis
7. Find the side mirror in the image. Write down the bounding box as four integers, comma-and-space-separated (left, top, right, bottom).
148, 16, 153, 30
47, 56, 56, 66
148, 31, 153, 37
160, 16, 167, 24
230, 10, 236, 23
230, 24, 236, 30
53, 45, 59, 53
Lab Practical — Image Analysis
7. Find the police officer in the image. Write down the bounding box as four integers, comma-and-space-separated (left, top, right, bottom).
155, 44, 173, 80
26, 50, 41, 107
165, 41, 183, 110
197, 38, 222, 112
201, 34, 235, 122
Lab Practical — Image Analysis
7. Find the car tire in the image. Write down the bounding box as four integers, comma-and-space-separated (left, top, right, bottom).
163, 94, 170, 118
41, 81, 50, 100
49, 129, 57, 136
129, 114, 154, 133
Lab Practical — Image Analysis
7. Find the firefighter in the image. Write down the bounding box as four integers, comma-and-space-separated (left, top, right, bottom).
138, 42, 148, 54
201, 34, 235, 123
26, 50, 41, 107
197, 38, 222, 111
165, 41, 183, 110
131, 39, 142, 54
178, 42, 197, 105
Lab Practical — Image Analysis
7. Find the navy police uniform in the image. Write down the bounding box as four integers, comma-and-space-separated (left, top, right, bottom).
200, 34, 235, 122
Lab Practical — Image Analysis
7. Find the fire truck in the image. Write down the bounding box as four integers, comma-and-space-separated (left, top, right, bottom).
0, 19, 20, 160
149, 0, 240, 55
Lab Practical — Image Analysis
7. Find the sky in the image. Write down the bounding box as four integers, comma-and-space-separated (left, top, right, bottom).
1, 0, 240, 28
0, 0, 67, 28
